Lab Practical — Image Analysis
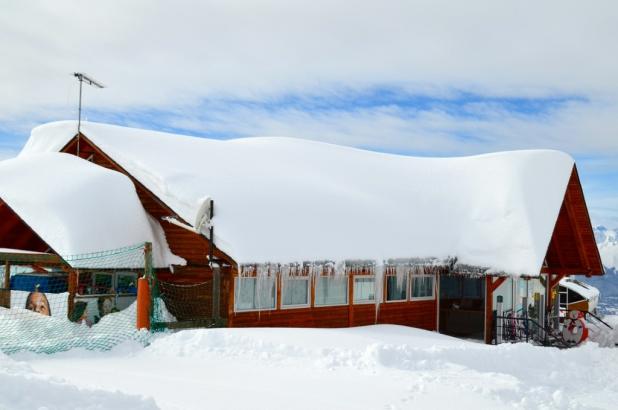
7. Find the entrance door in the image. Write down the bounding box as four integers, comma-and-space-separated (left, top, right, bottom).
439, 275, 485, 339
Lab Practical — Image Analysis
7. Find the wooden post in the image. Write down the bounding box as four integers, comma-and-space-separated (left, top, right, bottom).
348, 271, 354, 326
228, 266, 237, 326
3, 261, 9, 289
212, 265, 221, 321
67, 269, 77, 319
137, 242, 153, 330
485, 276, 492, 344
0, 261, 10, 308
144, 242, 153, 279
136, 277, 151, 330
484, 276, 507, 344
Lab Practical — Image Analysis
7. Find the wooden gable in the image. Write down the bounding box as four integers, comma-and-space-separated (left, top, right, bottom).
59, 134, 235, 272
542, 166, 604, 277
0, 199, 53, 254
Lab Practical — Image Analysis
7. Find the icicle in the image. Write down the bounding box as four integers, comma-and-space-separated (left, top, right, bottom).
395, 264, 408, 289
374, 262, 385, 323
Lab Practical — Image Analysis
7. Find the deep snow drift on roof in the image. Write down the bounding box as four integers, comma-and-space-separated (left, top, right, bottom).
22, 121, 575, 276
0, 153, 183, 268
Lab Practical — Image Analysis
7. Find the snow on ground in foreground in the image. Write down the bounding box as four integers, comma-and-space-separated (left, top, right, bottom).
0, 350, 156, 410
5, 324, 618, 410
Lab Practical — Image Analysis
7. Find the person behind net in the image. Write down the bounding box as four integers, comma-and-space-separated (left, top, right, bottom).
70, 301, 92, 327
25, 287, 51, 316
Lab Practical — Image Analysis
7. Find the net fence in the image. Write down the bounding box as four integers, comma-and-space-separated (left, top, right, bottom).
150, 275, 226, 330
0, 243, 152, 354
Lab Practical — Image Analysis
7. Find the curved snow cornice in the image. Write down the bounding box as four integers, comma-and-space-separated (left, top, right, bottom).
21, 121, 575, 276
0, 152, 183, 268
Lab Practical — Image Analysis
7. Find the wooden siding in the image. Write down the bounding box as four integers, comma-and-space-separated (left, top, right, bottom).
0, 199, 52, 253
229, 300, 437, 330
60, 135, 233, 269
543, 165, 604, 276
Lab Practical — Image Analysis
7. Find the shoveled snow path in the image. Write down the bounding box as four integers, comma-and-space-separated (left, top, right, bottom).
15, 325, 618, 410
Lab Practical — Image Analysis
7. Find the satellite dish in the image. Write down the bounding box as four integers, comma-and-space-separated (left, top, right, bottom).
194, 197, 213, 233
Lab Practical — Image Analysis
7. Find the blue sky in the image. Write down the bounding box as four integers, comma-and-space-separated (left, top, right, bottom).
1, 1, 616, 227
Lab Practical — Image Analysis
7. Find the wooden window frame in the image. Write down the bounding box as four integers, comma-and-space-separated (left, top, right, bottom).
353, 275, 376, 305
233, 276, 278, 313
280, 275, 311, 309
314, 274, 349, 307
384, 272, 408, 303
410, 273, 435, 301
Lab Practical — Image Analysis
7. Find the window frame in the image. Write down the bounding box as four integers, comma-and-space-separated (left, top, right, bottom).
314, 274, 349, 307
280, 275, 311, 309
384, 273, 408, 303
353, 275, 376, 305
234, 276, 278, 312
410, 273, 435, 301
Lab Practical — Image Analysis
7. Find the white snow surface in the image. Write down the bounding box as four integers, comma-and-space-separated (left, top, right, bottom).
0, 153, 183, 267
0, 349, 156, 410
22, 121, 576, 276
6, 325, 618, 410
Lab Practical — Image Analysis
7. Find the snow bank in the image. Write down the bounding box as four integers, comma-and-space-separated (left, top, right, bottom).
24, 325, 618, 410
0, 350, 157, 410
0, 153, 183, 267
589, 314, 618, 347
22, 121, 575, 276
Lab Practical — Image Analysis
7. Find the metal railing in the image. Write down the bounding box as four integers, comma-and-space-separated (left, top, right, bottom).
493, 313, 571, 348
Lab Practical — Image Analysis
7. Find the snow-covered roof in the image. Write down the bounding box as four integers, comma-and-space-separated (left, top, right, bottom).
560, 278, 600, 301
0, 153, 183, 268
21, 121, 576, 276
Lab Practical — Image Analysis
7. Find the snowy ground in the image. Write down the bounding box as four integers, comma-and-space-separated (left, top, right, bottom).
2, 324, 618, 410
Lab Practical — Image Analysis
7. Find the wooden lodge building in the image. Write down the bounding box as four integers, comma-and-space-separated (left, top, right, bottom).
1, 121, 605, 343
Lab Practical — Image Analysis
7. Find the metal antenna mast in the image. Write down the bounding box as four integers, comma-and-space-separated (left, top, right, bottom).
73, 73, 104, 156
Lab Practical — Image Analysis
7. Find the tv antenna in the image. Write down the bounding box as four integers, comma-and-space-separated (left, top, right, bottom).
73, 73, 104, 156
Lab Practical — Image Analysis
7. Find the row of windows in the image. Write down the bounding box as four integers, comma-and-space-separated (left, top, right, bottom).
234, 274, 435, 312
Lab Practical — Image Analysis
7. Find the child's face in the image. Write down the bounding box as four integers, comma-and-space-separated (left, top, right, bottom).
27, 292, 50, 316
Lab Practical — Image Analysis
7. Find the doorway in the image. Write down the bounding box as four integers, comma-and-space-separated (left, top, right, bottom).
439, 275, 485, 339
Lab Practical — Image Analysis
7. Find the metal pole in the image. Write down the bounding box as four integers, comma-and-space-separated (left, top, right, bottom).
77, 77, 82, 157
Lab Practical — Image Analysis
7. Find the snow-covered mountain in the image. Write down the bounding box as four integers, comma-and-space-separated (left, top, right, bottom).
581, 226, 618, 312
595, 226, 618, 275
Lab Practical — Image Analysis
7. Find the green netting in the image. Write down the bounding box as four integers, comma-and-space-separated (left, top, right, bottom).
0, 243, 153, 355
150, 268, 226, 331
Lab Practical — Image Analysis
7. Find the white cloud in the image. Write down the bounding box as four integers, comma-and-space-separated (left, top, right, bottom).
1, 0, 617, 225
159, 98, 618, 157
1, 0, 618, 118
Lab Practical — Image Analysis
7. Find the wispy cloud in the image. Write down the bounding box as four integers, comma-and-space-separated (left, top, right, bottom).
0, 0, 616, 225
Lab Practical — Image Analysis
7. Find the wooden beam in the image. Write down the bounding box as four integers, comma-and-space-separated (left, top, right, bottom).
489, 276, 507, 293
540, 267, 588, 275
0, 251, 63, 265
548, 273, 566, 291
67, 268, 77, 320
3, 261, 9, 289
484, 276, 493, 344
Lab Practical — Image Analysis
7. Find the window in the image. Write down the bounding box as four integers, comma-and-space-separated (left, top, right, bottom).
116, 273, 137, 295
462, 277, 482, 298
353, 276, 375, 304
315, 276, 348, 306
94, 273, 113, 294
77, 272, 93, 295
411, 275, 434, 300
234, 277, 276, 311
386, 274, 407, 301
282, 276, 310, 308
